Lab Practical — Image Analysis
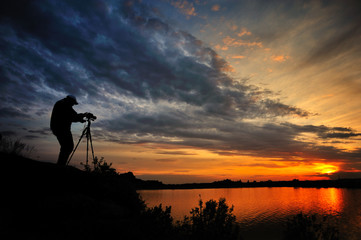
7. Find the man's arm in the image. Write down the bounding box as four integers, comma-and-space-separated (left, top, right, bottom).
70, 108, 86, 123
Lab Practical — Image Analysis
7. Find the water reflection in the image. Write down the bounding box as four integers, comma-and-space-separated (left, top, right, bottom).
139, 187, 344, 221
139, 188, 361, 240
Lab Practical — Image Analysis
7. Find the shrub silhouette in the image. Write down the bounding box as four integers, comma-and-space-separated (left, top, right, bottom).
178, 198, 242, 240
137, 204, 175, 239
283, 213, 339, 240
82, 156, 118, 176
0, 135, 34, 157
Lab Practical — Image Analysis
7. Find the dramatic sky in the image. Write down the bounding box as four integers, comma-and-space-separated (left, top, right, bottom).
1, 0, 361, 183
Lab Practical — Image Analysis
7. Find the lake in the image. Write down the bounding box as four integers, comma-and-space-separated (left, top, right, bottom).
139, 187, 361, 240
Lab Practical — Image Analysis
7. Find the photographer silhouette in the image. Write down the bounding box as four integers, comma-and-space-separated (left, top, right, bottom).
50, 95, 91, 166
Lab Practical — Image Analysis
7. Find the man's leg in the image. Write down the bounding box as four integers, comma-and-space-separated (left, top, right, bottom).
56, 132, 74, 166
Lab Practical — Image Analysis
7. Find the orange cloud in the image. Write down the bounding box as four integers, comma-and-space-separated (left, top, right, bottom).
231, 55, 245, 59
271, 55, 290, 62
171, 0, 196, 17
238, 28, 252, 37
211, 4, 220, 11
214, 44, 229, 51
222, 36, 235, 45
222, 36, 263, 48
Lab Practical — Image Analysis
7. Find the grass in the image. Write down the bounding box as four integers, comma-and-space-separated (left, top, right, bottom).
0, 135, 34, 157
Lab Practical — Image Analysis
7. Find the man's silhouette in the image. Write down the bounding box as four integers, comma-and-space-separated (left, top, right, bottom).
51, 95, 86, 165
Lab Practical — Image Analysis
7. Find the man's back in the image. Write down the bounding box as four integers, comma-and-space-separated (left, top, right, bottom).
50, 98, 78, 134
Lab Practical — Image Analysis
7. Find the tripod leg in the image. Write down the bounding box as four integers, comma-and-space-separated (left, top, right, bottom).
88, 128, 95, 162
67, 127, 87, 165
86, 128, 89, 167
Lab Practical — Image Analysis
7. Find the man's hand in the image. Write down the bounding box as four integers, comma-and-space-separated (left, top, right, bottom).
79, 113, 87, 123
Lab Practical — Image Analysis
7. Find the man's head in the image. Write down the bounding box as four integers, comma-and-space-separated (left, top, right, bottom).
66, 95, 78, 105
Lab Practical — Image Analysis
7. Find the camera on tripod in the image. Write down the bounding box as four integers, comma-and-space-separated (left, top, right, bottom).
67, 112, 97, 165
84, 112, 97, 121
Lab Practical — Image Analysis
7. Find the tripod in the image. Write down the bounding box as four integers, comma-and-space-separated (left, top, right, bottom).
67, 118, 95, 166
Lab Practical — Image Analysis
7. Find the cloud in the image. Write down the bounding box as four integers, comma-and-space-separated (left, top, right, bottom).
237, 162, 288, 169
283, 123, 361, 139
156, 151, 197, 155
211, 4, 220, 12
0, 131, 16, 136
222, 36, 263, 48
155, 158, 178, 163
0, 0, 335, 127
100, 108, 361, 165
261, 99, 311, 117
231, 55, 246, 59
24, 135, 41, 140
28, 128, 52, 136
0, 107, 30, 119
0, 0, 360, 172
214, 44, 229, 51
237, 28, 252, 37
270, 55, 289, 62
171, 0, 197, 17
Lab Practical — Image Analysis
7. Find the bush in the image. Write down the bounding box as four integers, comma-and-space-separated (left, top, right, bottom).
0, 135, 34, 157
177, 198, 242, 240
133, 198, 242, 240
283, 213, 339, 240
82, 156, 118, 176
138, 204, 175, 239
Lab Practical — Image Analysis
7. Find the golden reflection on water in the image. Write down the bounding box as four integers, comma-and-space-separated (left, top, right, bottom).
140, 187, 361, 240
139, 187, 344, 222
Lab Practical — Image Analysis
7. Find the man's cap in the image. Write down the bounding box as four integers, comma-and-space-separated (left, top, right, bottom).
66, 95, 78, 105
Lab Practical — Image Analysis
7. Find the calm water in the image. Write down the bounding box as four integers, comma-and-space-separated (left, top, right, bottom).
139, 188, 361, 240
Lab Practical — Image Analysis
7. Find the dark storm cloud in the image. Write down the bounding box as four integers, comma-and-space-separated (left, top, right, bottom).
261, 99, 311, 118
323, 132, 361, 139
101, 108, 359, 163
28, 128, 51, 136
0, 107, 30, 119
0, 131, 16, 137
0, 0, 360, 166
0, 0, 309, 117
283, 123, 361, 139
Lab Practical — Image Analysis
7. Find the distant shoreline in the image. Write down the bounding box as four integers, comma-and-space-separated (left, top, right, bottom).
136, 178, 361, 190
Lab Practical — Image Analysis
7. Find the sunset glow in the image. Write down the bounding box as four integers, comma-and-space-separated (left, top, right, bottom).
314, 164, 339, 175
1, 0, 361, 183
